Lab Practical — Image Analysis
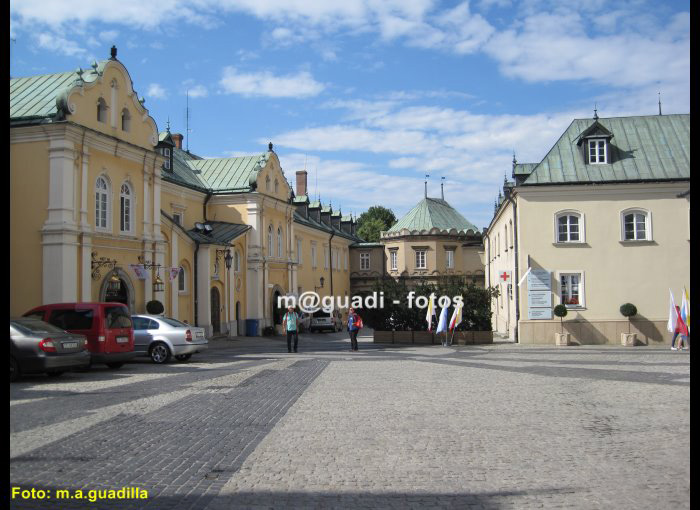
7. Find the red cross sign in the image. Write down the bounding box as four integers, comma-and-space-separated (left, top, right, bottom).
499, 271, 511, 282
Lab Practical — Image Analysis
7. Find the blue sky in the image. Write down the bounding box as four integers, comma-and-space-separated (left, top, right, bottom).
10, 0, 690, 228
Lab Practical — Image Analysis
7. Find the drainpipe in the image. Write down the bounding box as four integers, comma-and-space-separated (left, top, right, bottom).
329, 231, 335, 297
194, 191, 214, 327
504, 190, 519, 343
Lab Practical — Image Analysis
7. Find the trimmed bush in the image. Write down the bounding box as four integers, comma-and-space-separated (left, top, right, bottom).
553, 304, 568, 334
146, 300, 164, 315
619, 303, 638, 334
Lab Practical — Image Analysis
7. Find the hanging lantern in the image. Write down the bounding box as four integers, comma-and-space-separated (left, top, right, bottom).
224, 249, 233, 270
107, 272, 121, 293
153, 274, 165, 293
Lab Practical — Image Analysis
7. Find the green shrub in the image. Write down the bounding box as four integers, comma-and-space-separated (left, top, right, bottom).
619, 303, 637, 334
553, 304, 567, 334
146, 300, 164, 315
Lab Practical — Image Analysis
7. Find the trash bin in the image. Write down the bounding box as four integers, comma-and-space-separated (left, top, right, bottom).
245, 319, 258, 337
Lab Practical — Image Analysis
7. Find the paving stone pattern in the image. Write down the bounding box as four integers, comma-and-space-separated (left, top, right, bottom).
10, 359, 328, 509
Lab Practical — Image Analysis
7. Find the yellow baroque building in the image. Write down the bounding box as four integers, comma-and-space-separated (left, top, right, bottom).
10, 48, 362, 336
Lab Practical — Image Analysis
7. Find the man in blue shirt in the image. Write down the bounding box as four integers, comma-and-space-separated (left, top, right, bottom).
283, 306, 300, 353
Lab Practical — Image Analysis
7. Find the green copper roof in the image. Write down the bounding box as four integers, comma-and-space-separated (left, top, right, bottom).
513, 163, 537, 176
188, 153, 268, 191
524, 114, 689, 185
387, 197, 479, 235
10, 61, 110, 122
293, 195, 309, 204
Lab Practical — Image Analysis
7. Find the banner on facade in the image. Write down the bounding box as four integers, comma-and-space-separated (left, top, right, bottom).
130, 264, 148, 280
168, 267, 180, 281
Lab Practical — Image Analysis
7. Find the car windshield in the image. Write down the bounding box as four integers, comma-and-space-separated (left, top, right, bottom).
11, 319, 67, 335
160, 317, 188, 328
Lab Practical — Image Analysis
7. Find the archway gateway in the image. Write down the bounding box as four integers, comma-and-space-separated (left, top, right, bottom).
99, 268, 135, 313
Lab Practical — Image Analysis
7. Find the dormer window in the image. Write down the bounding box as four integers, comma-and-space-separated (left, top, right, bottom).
161, 147, 171, 170
588, 138, 607, 164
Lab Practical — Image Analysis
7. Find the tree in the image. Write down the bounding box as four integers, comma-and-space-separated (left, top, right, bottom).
356, 206, 397, 242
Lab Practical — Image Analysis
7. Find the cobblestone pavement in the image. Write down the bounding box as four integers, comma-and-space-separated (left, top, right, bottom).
10, 331, 690, 509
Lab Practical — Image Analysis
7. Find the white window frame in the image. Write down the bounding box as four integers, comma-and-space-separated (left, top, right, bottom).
178, 266, 186, 293
277, 227, 283, 258
121, 108, 131, 132
120, 182, 134, 234
588, 138, 607, 164
311, 243, 317, 268
415, 250, 427, 269
172, 212, 182, 226
554, 210, 585, 243
267, 225, 273, 257
446, 249, 455, 269
97, 98, 107, 123
324, 247, 329, 269
95, 175, 111, 231
162, 147, 171, 170
557, 270, 585, 309
620, 208, 652, 242
234, 250, 241, 273
390, 250, 398, 271
360, 252, 371, 271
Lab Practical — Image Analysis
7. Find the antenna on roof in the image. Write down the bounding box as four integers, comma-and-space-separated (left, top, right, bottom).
441, 177, 445, 200
593, 103, 599, 120
185, 89, 191, 152
658, 92, 662, 116
425, 173, 430, 198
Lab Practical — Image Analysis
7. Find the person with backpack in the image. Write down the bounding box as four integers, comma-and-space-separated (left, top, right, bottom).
347, 307, 363, 351
283, 306, 300, 353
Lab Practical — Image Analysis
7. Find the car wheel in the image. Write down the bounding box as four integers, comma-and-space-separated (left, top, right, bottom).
149, 342, 171, 364
175, 354, 192, 362
46, 371, 64, 378
10, 356, 20, 382
106, 362, 124, 369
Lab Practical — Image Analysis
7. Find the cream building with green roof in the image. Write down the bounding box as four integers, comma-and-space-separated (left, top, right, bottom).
351, 187, 485, 293
10, 47, 363, 339
486, 113, 690, 345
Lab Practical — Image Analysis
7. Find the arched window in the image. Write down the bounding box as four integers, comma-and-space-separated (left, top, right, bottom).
120, 182, 133, 233
265, 176, 271, 191
277, 227, 283, 258
121, 108, 131, 131
621, 209, 651, 241
268, 225, 273, 257
234, 250, 241, 272
509, 220, 514, 248
555, 211, 584, 243
95, 176, 110, 230
178, 266, 186, 292
274, 179, 279, 194
97, 98, 107, 123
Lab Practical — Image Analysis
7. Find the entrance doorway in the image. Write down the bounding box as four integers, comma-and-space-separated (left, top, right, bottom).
105, 279, 130, 310
272, 290, 282, 326
211, 287, 221, 334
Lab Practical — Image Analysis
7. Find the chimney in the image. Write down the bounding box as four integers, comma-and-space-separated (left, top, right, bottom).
172, 133, 183, 150
296, 170, 308, 197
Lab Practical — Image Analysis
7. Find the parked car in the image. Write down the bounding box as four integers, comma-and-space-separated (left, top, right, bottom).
309, 309, 343, 333
23, 303, 136, 369
298, 312, 312, 333
10, 318, 90, 382
131, 315, 208, 364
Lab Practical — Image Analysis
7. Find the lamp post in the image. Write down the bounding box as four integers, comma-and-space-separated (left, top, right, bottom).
314, 276, 325, 293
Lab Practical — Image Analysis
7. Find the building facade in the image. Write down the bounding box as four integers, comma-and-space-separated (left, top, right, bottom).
486, 114, 690, 344
10, 48, 363, 337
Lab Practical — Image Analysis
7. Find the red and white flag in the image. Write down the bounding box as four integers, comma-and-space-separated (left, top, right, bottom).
449, 301, 463, 331
168, 267, 180, 281
667, 289, 677, 333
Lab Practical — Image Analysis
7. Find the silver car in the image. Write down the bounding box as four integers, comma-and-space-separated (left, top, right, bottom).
131, 315, 208, 364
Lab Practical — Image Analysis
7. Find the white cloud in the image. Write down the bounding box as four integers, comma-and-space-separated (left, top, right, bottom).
147, 83, 168, 99
219, 67, 325, 98
186, 84, 208, 98
35, 32, 86, 57
99, 29, 119, 42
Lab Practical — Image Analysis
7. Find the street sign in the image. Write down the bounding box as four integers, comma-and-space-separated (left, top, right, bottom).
527, 269, 552, 320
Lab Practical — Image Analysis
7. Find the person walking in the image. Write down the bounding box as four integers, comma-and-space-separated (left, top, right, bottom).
283, 306, 300, 353
347, 307, 363, 352
670, 305, 688, 351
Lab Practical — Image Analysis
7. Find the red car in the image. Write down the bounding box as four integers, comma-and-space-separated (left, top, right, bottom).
23, 303, 136, 369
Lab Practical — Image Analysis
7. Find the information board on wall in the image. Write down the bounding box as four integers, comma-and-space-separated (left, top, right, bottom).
527, 269, 552, 320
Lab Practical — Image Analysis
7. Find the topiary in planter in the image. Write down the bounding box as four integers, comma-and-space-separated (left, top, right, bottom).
553, 304, 568, 334
146, 300, 164, 315
619, 303, 638, 334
